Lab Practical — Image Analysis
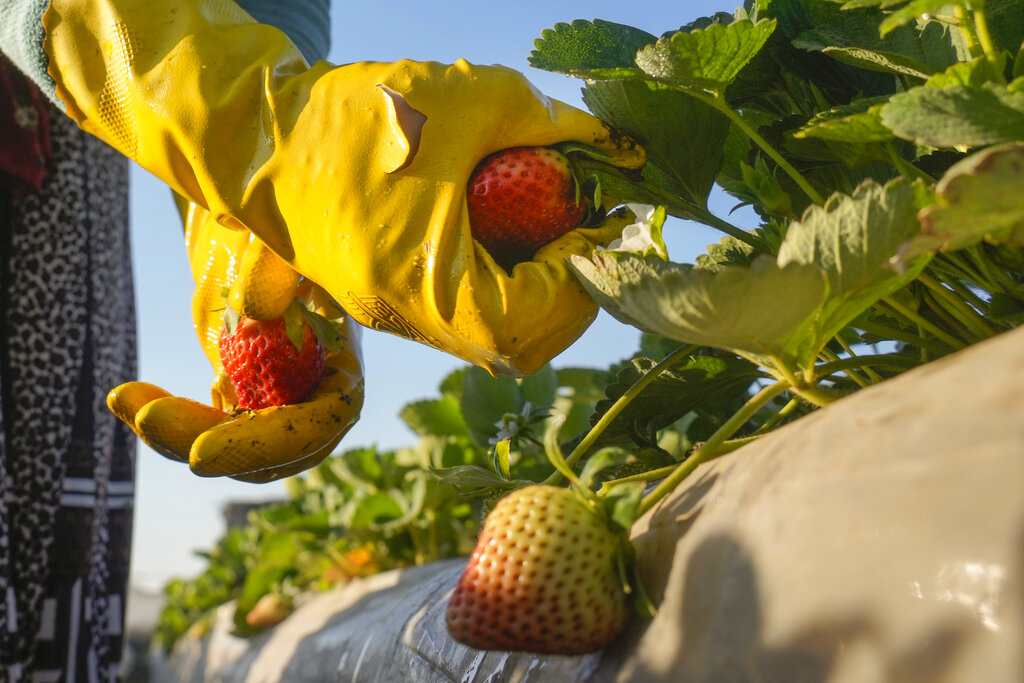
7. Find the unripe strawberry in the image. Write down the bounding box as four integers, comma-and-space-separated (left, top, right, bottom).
467, 146, 587, 268
245, 593, 292, 629
445, 484, 628, 655
219, 315, 325, 410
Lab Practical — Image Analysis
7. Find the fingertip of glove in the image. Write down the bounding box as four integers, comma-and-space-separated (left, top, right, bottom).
107, 382, 172, 427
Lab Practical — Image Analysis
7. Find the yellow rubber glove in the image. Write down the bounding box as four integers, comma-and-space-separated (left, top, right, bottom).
107, 202, 365, 483
43, 0, 645, 377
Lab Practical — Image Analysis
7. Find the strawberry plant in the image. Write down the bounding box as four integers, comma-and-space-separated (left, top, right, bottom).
438, 0, 1024, 653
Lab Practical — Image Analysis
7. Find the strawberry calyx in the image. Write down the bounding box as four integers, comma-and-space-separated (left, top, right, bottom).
222, 298, 346, 353
217, 296, 347, 411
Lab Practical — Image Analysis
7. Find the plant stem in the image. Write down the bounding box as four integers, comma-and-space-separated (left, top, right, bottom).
637, 381, 790, 517
541, 415, 589, 493
836, 335, 883, 383
853, 317, 952, 356
812, 353, 919, 381
695, 208, 773, 253
920, 290, 977, 342
696, 91, 826, 206
965, 247, 1024, 298
642, 181, 772, 253
791, 383, 839, 407
955, 3, 983, 59
918, 272, 999, 338
596, 434, 766, 497
752, 396, 801, 435
933, 269, 994, 317
969, 0, 1004, 82
598, 464, 679, 496
820, 347, 870, 388
543, 344, 700, 487
885, 142, 936, 184
580, 159, 772, 254
881, 295, 965, 350
927, 259, 995, 308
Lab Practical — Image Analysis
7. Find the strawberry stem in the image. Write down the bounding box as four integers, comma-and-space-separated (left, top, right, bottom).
542, 344, 700, 488
573, 159, 773, 254
636, 380, 791, 518
541, 414, 594, 501
695, 91, 826, 207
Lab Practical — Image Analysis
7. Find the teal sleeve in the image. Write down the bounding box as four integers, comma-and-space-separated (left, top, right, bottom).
0, 0, 332, 109
0, 0, 57, 105
238, 0, 332, 63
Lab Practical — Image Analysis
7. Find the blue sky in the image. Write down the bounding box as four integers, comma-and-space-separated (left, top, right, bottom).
128, 0, 752, 588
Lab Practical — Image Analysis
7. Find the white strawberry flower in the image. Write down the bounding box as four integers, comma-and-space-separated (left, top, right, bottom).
490, 402, 534, 445
602, 204, 669, 260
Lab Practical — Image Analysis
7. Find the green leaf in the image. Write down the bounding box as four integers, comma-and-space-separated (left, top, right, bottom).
986, 0, 1024, 55
459, 367, 523, 446
740, 158, 794, 217
881, 83, 1024, 148
634, 19, 778, 97
552, 366, 614, 439
528, 19, 655, 79
900, 143, 1024, 260
590, 354, 764, 448
433, 464, 523, 497
438, 367, 466, 403
399, 398, 468, 438
988, 292, 1024, 323
798, 95, 893, 141
578, 446, 631, 489
777, 179, 929, 352
582, 79, 731, 206
817, 46, 934, 78
232, 564, 290, 636
602, 481, 646, 531
791, 8, 959, 75
257, 530, 303, 566
492, 440, 512, 479
348, 492, 406, 529
519, 363, 557, 410
567, 251, 828, 370
283, 300, 307, 351
222, 304, 240, 336
874, 0, 959, 36
298, 306, 346, 352
925, 55, 1008, 89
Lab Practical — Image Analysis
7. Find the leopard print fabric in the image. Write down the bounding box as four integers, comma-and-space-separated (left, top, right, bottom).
0, 106, 136, 681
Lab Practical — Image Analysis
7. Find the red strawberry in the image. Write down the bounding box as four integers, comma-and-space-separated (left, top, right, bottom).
445, 484, 628, 655
467, 146, 588, 269
219, 315, 325, 410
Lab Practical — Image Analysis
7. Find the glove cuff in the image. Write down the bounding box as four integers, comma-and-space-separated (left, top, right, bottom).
0, 0, 330, 109
236, 0, 330, 64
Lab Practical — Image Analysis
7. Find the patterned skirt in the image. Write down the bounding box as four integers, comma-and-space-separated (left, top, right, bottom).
0, 105, 137, 680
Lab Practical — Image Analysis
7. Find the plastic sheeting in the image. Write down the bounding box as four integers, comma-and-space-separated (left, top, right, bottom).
153, 325, 1024, 683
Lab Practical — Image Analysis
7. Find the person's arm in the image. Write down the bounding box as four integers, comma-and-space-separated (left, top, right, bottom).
38, 0, 644, 375
0, 0, 331, 103
14, 0, 646, 479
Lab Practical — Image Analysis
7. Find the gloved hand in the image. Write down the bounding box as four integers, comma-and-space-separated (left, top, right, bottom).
107, 201, 364, 483
43, 0, 645, 377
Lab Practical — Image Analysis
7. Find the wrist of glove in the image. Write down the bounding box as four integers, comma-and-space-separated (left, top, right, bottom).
44, 0, 645, 377
108, 202, 364, 482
